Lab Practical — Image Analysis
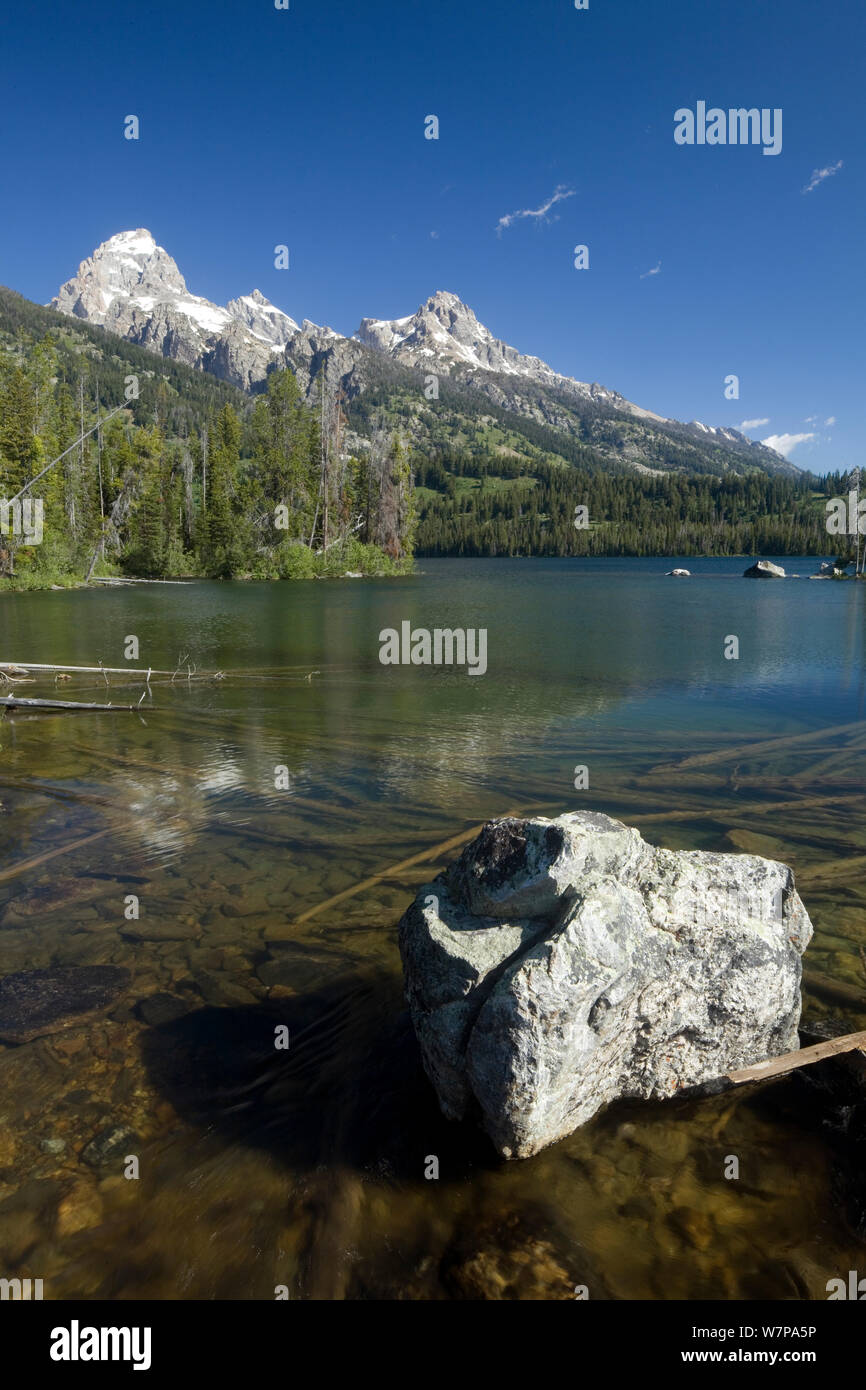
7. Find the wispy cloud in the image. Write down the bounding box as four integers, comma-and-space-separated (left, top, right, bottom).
738, 418, 770, 430
430, 230, 439, 239
640, 261, 662, 279
802, 160, 843, 194
496, 184, 575, 235
762, 431, 815, 457
824, 415, 836, 426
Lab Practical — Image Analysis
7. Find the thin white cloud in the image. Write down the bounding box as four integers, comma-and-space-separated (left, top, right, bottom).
430, 230, 439, 239
640, 261, 662, 279
802, 160, 843, 194
762, 431, 815, 457
804, 415, 817, 424
496, 184, 575, 235
738, 418, 770, 430
824, 415, 836, 426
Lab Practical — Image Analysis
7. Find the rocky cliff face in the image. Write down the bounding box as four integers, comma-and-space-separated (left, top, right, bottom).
224, 288, 299, 348
358, 289, 648, 417
50, 230, 294, 392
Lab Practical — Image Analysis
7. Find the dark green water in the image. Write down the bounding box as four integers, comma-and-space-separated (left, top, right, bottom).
1, 557, 865, 1299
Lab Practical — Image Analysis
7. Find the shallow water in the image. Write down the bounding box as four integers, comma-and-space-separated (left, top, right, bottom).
1, 557, 865, 1298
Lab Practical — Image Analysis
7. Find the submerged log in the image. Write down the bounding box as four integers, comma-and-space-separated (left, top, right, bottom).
803, 967, 866, 1013
648, 719, 866, 775
0, 828, 114, 884
265, 814, 523, 941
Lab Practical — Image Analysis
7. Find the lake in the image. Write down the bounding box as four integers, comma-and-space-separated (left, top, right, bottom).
1, 556, 865, 1299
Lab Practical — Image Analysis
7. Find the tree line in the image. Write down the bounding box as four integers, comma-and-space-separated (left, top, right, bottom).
0, 325, 414, 584
414, 455, 842, 558
0, 289, 846, 581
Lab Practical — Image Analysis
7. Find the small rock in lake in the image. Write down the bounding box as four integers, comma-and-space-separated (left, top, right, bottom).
120, 917, 201, 941
398, 811, 813, 1158
80, 1124, 139, 1169
56, 1179, 104, 1236
440, 1207, 596, 1300
39, 1137, 67, 1156
136, 993, 193, 1027
743, 559, 786, 578
0, 966, 130, 1044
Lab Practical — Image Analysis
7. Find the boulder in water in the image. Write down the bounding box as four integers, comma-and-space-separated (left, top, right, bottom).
744, 560, 786, 578
398, 812, 812, 1158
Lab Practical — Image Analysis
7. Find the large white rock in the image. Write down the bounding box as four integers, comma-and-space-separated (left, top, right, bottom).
744, 559, 786, 578
398, 812, 813, 1158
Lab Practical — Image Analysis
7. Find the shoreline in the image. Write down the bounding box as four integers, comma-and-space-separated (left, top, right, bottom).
1, 553, 860, 594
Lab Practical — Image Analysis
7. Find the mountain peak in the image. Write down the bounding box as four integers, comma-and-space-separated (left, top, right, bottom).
357, 289, 591, 387
427, 289, 468, 308
102, 228, 158, 254
225, 290, 299, 346
52, 227, 188, 320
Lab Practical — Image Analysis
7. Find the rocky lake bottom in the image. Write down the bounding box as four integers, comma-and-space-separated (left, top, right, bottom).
1, 557, 865, 1299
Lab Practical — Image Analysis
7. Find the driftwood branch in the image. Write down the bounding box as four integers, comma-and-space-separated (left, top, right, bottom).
0, 662, 222, 681
0, 696, 139, 712
726, 1030, 866, 1087
89, 577, 193, 586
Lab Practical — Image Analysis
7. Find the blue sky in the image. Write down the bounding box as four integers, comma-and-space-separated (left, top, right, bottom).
2, 0, 862, 473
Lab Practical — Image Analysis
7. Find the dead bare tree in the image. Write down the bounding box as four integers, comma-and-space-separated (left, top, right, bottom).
84, 468, 140, 582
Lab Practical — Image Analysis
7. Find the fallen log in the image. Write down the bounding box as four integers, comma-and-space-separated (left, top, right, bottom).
725, 1030, 866, 1087
0, 662, 221, 679
0, 696, 139, 712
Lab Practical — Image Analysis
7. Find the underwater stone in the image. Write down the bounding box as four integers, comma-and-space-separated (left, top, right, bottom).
0, 965, 131, 1044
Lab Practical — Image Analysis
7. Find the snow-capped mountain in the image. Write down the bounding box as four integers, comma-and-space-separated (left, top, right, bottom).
48, 230, 794, 475
50, 230, 325, 391
47, 232, 652, 415
357, 289, 666, 422
224, 288, 299, 348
